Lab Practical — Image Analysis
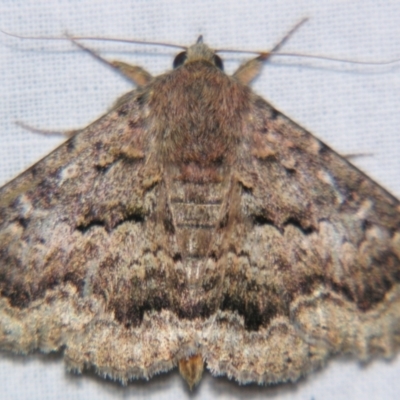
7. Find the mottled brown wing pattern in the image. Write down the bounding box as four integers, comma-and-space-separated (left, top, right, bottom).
202, 97, 400, 383
0, 87, 186, 377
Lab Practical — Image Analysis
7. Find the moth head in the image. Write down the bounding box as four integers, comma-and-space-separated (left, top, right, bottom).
173, 36, 223, 70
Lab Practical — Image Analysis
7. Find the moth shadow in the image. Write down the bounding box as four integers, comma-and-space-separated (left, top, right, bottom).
0, 350, 181, 397
204, 353, 397, 399
63, 354, 183, 397
205, 369, 315, 399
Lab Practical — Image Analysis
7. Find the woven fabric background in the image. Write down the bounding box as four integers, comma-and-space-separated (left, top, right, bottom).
0, 1, 399, 399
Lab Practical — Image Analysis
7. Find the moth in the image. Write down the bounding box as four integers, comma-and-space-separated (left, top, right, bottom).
0, 32, 399, 391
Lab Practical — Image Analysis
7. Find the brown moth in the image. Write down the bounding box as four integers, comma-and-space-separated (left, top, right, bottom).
0, 35, 399, 391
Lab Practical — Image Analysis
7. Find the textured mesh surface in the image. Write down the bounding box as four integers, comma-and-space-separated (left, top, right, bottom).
0, 1, 399, 399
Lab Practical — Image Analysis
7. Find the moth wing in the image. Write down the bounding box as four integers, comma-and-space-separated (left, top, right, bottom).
0, 90, 182, 382
203, 97, 400, 384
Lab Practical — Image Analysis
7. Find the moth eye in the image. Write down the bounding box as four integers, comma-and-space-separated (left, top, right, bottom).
173, 52, 187, 68
213, 55, 224, 70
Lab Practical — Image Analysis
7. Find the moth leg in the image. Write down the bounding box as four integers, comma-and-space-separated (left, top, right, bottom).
69, 38, 153, 87
233, 18, 308, 84
15, 121, 79, 137
110, 61, 153, 86
343, 152, 373, 159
